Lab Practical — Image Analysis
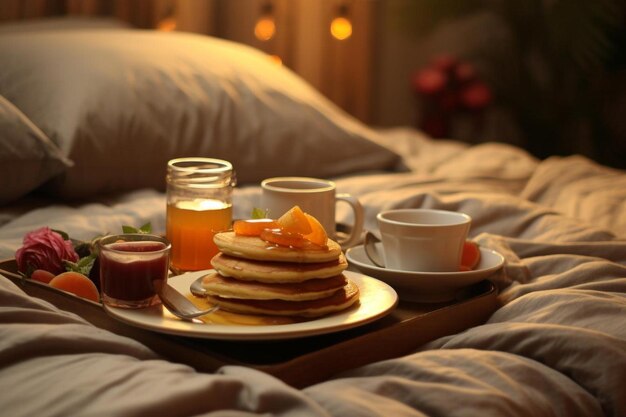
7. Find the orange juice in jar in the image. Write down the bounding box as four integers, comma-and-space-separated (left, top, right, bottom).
167, 199, 232, 271
166, 158, 235, 272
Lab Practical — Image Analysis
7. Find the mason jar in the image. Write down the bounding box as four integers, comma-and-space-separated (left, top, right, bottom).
166, 158, 234, 272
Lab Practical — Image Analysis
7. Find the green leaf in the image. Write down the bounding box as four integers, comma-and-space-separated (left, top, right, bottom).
122, 225, 139, 234
72, 240, 92, 258
52, 229, 70, 241
251, 207, 268, 219
22, 263, 36, 279
122, 222, 152, 234
64, 254, 97, 276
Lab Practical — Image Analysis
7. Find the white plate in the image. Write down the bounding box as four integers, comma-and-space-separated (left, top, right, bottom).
345, 244, 504, 303
104, 270, 398, 340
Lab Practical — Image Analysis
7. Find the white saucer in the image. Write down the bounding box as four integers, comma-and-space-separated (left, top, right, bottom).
345, 243, 504, 303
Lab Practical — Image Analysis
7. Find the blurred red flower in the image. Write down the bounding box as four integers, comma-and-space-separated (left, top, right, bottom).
413, 68, 448, 95
460, 81, 493, 110
411, 54, 493, 137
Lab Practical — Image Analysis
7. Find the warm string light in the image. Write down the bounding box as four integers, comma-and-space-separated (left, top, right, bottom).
157, 16, 177, 32
254, 2, 276, 41
269, 55, 283, 66
255, 3, 282, 65
157, 3, 177, 32
330, 4, 352, 41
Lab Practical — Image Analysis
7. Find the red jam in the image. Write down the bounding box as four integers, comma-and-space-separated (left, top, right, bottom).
99, 241, 169, 302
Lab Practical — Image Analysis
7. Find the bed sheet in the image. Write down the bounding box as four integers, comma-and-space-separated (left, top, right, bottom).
1, 131, 625, 416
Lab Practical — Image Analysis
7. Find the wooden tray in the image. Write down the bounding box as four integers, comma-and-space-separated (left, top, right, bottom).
0, 259, 498, 388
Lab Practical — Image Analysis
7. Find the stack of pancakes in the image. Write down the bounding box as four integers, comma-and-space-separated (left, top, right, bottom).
201, 231, 359, 318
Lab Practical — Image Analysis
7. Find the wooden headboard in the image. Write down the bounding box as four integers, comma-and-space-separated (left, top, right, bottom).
0, 0, 377, 124
0, 0, 173, 28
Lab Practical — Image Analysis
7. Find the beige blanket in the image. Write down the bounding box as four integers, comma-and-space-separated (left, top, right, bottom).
1, 130, 625, 416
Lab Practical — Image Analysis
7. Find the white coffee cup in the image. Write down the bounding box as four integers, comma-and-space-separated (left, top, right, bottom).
261, 177, 364, 248
375, 209, 471, 272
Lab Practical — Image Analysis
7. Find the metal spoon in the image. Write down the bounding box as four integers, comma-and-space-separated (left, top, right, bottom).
190, 276, 208, 297
159, 283, 218, 320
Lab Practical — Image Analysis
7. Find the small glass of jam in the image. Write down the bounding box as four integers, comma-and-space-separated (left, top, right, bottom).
98, 234, 171, 309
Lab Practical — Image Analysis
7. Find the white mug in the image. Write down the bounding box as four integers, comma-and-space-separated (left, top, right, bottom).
260, 177, 364, 248
376, 209, 471, 272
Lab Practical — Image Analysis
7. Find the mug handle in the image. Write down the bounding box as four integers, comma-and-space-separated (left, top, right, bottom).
336, 193, 364, 249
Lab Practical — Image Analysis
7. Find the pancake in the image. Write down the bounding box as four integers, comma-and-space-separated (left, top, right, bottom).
214, 231, 341, 263
211, 252, 348, 283
204, 279, 360, 317
201, 271, 347, 301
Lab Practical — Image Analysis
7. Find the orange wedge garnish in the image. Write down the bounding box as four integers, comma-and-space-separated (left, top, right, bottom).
276, 205, 313, 235
260, 228, 314, 248
233, 219, 279, 236
303, 213, 328, 247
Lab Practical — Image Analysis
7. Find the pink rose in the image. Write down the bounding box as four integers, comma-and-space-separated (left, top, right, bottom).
15, 227, 79, 276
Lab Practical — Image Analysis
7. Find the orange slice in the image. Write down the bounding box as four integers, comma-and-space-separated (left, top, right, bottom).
233, 219, 279, 236
461, 240, 481, 270
276, 206, 312, 235
260, 228, 313, 249
49, 271, 100, 302
303, 213, 328, 247
31, 269, 56, 284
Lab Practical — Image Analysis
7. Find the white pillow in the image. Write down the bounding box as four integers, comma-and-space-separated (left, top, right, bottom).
0, 95, 71, 205
0, 29, 399, 199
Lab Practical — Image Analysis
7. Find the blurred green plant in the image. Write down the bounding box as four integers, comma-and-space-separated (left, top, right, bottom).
397, 0, 626, 166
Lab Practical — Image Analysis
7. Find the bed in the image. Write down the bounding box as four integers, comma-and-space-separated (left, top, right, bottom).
1, 21, 625, 417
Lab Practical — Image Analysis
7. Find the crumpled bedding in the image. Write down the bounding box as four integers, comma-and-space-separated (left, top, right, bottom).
1, 130, 625, 417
